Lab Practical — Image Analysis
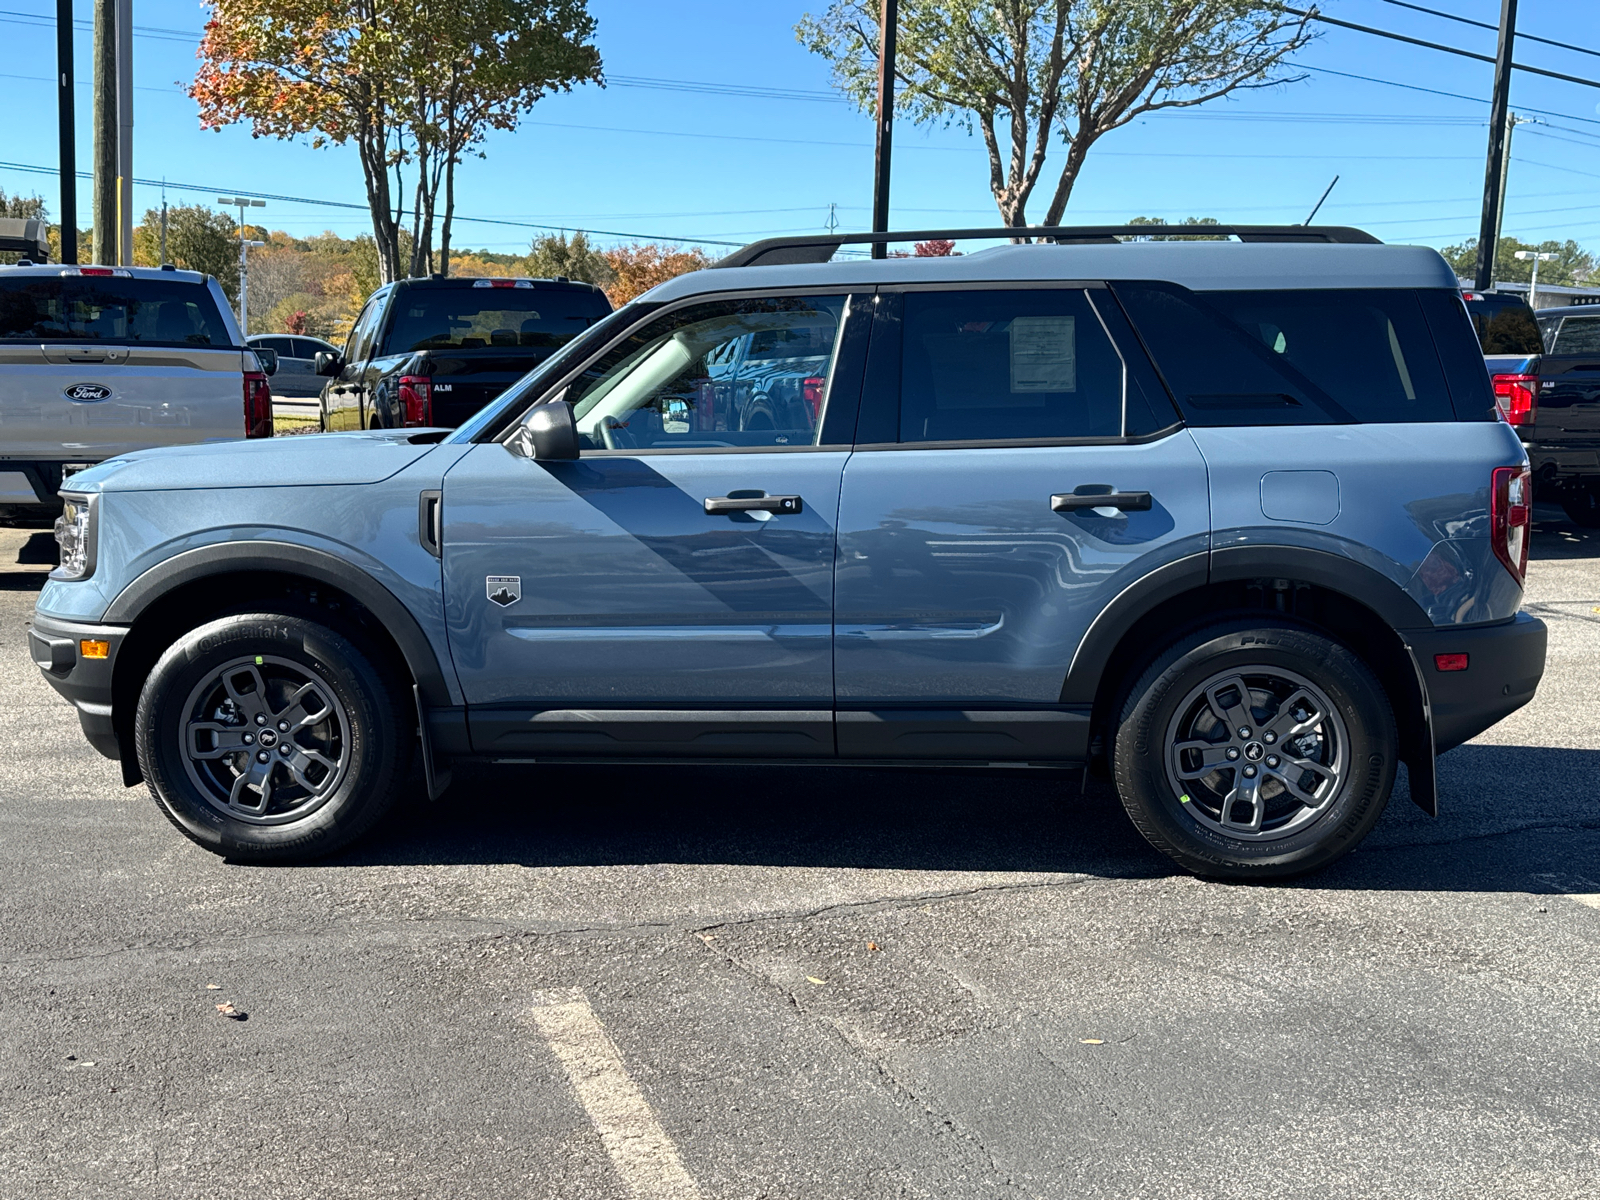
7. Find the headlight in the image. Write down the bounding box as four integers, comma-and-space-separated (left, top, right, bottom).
52, 494, 97, 581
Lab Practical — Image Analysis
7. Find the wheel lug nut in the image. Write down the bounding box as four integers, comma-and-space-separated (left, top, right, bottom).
256, 751, 270, 763
278, 745, 292, 757
1226, 747, 1240, 760
1238, 727, 1251, 739
243, 733, 254, 744
278, 721, 289, 731
1264, 732, 1276, 744
255, 715, 266, 725
1267, 756, 1280, 768
1243, 766, 1257, 778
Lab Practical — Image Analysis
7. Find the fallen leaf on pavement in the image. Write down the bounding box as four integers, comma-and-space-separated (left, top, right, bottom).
805, 976, 827, 986
215, 1003, 246, 1020
205, 984, 222, 990
867, 942, 879, 952
1080, 1039, 1104, 1045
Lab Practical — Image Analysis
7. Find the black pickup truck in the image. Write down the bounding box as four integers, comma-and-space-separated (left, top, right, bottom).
1464, 290, 1600, 526
315, 276, 611, 432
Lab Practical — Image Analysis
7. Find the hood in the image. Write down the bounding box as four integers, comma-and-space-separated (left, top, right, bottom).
63, 430, 445, 494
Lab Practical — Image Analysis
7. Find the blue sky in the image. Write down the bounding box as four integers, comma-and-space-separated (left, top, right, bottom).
2, 0, 1599, 256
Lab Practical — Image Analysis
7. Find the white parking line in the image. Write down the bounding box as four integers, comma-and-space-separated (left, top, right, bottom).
1532, 874, 1600, 910
524, 988, 703, 1200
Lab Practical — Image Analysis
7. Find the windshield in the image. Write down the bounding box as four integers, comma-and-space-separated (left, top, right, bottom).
450, 302, 661, 443
383, 287, 611, 353
0, 277, 235, 346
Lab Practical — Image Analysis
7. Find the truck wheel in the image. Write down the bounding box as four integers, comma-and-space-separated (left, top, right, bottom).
134, 612, 409, 862
1112, 620, 1396, 880
1560, 483, 1600, 528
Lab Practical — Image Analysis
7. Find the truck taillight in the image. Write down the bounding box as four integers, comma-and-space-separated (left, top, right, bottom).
802, 375, 826, 422
1491, 465, 1532, 585
243, 371, 273, 439
1492, 373, 1539, 426
398, 375, 432, 426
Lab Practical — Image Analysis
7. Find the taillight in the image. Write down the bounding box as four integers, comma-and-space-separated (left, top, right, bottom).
802, 375, 826, 422
1492, 373, 1539, 426
243, 371, 273, 438
398, 375, 432, 426
1491, 465, 1532, 585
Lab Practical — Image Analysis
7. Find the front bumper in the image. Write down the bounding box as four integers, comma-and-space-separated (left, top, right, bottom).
28, 611, 129, 761
1405, 611, 1547, 753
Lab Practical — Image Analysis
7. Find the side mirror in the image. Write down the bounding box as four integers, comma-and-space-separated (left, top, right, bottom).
253, 347, 279, 377
314, 350, 343, 377
518, 400, 579, 461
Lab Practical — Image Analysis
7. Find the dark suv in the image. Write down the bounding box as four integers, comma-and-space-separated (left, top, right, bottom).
316, 276, 611, 431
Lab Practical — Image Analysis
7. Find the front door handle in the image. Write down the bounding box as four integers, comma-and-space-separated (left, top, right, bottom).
705, 494, 803, 515
1051, 490, 1152, 513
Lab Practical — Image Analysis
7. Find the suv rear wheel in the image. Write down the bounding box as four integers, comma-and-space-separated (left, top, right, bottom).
1112, 620, 1396, 880
134, 612, 409, 862
1560, 481, 1600, 528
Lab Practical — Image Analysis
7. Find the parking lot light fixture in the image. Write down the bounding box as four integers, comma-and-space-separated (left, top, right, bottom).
1514, 248, 1557, 307
218, 197, 266, 331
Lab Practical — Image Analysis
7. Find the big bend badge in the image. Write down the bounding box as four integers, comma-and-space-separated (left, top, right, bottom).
486, 576, 521, 607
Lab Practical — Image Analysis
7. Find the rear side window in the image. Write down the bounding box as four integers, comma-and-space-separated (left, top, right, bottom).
384, 286, 611, 353
1113, 283, 1454, 425
0, 277, 234, 346
1551, 315, 1600, 354
898, 289, 1123, 442
1464, 295, 1543, 354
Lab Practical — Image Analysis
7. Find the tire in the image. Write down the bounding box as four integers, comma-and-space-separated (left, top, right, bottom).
135, 612, 409, 862
1112, 620, 1396, 880
1560, 483, 1600, 528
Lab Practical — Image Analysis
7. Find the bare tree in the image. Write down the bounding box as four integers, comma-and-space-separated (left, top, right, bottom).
798, 1, 1315, 229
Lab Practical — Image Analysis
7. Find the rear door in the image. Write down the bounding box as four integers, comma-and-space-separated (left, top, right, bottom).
440, 290, 869, 758
833, 284, 1210, 761
0, 272, 243, 458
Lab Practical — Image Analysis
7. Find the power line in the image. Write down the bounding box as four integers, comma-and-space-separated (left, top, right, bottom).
1282, 6, 1600, 91
1378, 0, 1600, 63
1300, 64, 1600, 128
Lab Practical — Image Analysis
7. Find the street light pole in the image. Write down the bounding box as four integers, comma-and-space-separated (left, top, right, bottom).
1474, 0, 1518, 291
1514, 249, 1556, 308
56, 0, 76, 264
219, 196, 266, 332
870, 0, 898, 260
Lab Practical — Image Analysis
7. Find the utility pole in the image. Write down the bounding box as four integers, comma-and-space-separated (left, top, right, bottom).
1489, 111, 1533, 279
1474, 0, 1518, 292
870, 0, 897, 260
115, 0, 132, 265
219, 196, 266, 332
825, 202, 839, 235
56, 0, 76, 263
91, 0, 116, 265
158, 183, 167, 265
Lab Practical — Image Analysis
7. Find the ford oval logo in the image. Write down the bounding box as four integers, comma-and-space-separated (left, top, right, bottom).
65, 383, 113, 402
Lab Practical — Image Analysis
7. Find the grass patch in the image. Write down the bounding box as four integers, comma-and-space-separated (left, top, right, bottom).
273, 414, 322, 436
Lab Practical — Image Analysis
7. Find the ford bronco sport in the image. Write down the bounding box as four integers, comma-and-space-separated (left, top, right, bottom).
29, 225, 1547, 879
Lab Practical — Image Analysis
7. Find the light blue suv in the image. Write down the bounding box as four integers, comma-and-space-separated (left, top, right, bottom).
28, 225, 1548, 879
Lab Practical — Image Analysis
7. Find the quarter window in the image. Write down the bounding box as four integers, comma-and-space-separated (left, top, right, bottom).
1552, 315, 1600, 354
896, 290, 1124, 443
566, 295, 849, 450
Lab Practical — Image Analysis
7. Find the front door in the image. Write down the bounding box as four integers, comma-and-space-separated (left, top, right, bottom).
833, 285, 1211, 760
441, 290, 869, 758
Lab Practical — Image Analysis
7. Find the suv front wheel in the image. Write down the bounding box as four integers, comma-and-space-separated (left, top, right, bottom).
135, 612, 409, 862
1113, 621, 1396, 880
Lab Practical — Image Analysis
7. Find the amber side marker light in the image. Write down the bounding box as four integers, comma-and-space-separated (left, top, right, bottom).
1434, 653, 1469, 672
79, 639, 110, 660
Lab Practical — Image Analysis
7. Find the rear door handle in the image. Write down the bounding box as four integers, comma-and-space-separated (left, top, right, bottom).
705, 494, 803, 515
1051, 490, 1152, 513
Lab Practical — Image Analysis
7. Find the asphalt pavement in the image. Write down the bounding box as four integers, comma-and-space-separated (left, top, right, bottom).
1, 513, 1597, 1199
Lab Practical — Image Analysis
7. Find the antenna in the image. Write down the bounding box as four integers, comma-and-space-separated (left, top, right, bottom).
1303, 175, 1340, 226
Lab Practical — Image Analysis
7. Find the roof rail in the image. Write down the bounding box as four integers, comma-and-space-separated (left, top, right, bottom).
713, 224, 1382, 269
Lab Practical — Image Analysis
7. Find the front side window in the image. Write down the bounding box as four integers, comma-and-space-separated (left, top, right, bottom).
1552, 315, 1600, 354
344, 299, 378, 361
896, 289, 1125, 443
0, 278, 233, 346
566, 295, 848, 450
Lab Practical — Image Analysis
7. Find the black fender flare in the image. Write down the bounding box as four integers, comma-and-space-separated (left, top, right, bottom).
104, 540, 455, 708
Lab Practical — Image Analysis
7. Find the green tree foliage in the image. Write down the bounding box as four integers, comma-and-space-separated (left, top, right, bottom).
1440, 236, 1597, 288
797, 1, 1313, 229
523, 231, 615, 285
1125, 215, 1226, 241
132, 205, 242, 299
0, 187, 48, 264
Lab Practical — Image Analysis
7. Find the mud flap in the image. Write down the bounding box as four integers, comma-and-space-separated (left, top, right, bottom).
1401, 645, 1438, 816
413, 684, 452, 801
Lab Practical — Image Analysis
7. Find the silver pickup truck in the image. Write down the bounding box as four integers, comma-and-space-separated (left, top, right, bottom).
0, 261, 275, 520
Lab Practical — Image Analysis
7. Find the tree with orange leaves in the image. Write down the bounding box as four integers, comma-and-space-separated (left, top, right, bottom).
191, 0, 601, 283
